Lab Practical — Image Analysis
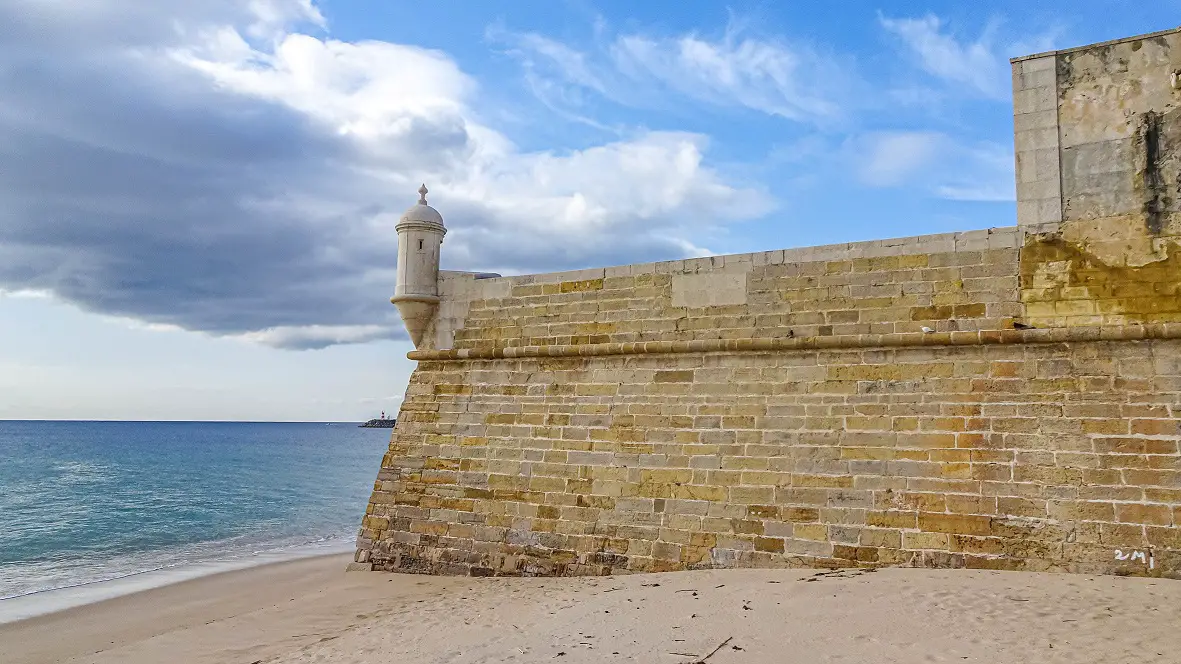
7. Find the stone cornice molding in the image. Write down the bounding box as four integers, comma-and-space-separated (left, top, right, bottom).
407, 324, 1181, 361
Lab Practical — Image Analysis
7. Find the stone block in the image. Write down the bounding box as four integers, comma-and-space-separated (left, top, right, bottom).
1014, 109, 1058, 133
1020, 67, 1056, 89
1019, 55, 1055, 73
1017, 178, 1060, 202
671, 272, 748, 308
1036, 197, 1062, 223
1015, 127, 1059, 152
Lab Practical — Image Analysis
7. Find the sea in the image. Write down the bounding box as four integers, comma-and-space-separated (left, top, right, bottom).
0, 420, 390, 623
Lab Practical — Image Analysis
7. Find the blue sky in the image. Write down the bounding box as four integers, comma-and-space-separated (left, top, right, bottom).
0, 1, 1173, 421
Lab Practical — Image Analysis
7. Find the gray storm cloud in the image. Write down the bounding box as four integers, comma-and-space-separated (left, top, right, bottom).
0, 1, 771, 349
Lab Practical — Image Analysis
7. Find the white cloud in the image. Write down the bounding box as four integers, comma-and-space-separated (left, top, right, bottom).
174, 33, 474, 141
485, 27, 621, 131
0, 288, 50, 298
491, 21, 852, 124
935, 142, 1016, 201
245, 0, 325, 39
611, 31, 845, 121
879, 14, 1007, 99
858, 131, 947, 187
106, 316, 186, 333
879, 13, 1063, 101
854, 131, 1014, 201
490, 27, 607, 94
234, 324, 392, 349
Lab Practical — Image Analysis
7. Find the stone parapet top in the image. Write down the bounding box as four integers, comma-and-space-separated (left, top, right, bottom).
407, 323, 1181, 361
1009, 26, 1181, 63
469, 226, 1025, 289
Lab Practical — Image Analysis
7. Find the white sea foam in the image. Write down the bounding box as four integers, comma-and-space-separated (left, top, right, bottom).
0, 538, 352, 624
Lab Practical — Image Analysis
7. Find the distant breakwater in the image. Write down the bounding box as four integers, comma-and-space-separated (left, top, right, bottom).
359, 419, 396, 429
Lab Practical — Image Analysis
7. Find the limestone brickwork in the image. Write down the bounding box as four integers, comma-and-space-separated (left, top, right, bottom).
447, 229, 1023, 350
357, 30, 1181, 578
361, 333, 1181, 576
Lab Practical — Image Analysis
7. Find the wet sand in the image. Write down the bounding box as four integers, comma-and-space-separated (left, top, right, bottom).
3, 554, 1179, 664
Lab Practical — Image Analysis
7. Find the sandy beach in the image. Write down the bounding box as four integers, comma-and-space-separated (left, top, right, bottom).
2, 555, 1179, 664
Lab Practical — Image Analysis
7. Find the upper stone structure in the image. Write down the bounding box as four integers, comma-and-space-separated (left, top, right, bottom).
392, 184, 447, 348
1010, 27, 1180, 329
1012, 27, 1180, 234
390, 30, 1181, 351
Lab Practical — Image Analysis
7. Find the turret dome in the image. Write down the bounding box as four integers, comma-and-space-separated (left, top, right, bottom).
397, 184, 445, 230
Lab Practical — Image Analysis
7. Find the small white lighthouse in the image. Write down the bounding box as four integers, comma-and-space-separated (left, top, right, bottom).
391, 184, 447, 348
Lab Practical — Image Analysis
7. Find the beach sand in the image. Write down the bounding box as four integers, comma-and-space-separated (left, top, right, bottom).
3, 554, 1179, 664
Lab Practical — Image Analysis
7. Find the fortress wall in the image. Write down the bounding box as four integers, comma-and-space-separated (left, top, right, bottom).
356, 30, 1181, 578
359, 335, 1181, 577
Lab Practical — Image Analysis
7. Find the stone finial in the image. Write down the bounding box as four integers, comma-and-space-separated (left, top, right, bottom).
418, 184, 429, 205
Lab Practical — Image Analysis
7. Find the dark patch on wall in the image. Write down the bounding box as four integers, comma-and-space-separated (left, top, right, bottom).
1058, 45, 1130, 89
1056, 56, 1073, 100
1132, 109, 1180, 235
1020, 232, 1181, 323
1141, 112, 1166, 234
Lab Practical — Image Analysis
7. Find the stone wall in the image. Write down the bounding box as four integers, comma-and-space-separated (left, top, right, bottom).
354, 30, 1181, 578
353, 220, 1181, 577
358, 330, 1181, 577
445, 228, 1023, 351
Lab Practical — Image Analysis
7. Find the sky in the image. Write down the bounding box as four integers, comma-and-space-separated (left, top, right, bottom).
0, 1, 1173, 421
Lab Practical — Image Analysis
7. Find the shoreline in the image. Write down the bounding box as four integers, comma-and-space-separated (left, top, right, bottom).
0, 539, 353, 625
0, 553, 364, 664
3, 558, 1180, 664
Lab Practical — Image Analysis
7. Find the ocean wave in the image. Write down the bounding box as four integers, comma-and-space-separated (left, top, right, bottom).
0, 529, 357, 603
0, 537, 354, 624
